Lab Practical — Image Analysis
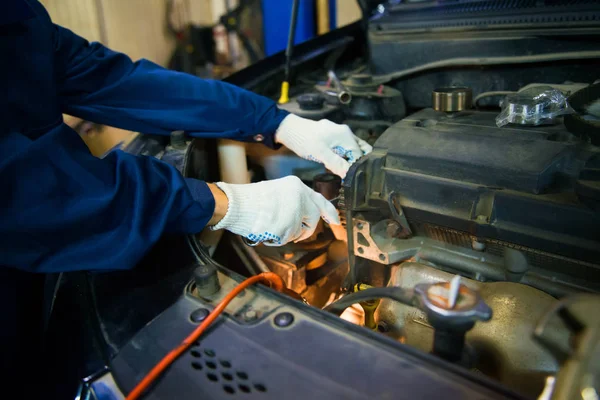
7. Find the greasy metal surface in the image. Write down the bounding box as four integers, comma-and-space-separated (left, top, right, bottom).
343, 109, 600, 287
313, 173, 342, 201
248, 235, 347, 307
315, 74, 406, 122
351, 219, 594, 297
302, 260, 349, 308
432, 87, 473, 112
414, 222, 600, 282
533, 294, 600, 400
109, 268, 525, 400
387, 192, 412, 237
377, 262, 563, 398
254, 248, 308, 293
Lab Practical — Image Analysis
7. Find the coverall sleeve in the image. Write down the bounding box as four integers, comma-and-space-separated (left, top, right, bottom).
54, 25, 289, 147
3, 21, 292, 273
2, 24, 291, 274
1, 126, 214, 273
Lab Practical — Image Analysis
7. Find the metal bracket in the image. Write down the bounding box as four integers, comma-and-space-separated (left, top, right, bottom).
388, 191, 412, 238
352, 219, 418, 265
353, 219, 390, 264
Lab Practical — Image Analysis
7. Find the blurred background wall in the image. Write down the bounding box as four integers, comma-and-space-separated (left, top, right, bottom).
40, 0, 361, 156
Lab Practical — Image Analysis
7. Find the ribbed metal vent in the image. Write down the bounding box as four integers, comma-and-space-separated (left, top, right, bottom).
377, 1, 600, 31
420, 224, 473, 248
392, 0, 599, 15
484, 240, 598, 277
414, 222, 598, 277
426, 0, 539, 14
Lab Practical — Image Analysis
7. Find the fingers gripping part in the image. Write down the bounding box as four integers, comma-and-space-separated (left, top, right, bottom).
247, 232, 281, 244
354, 135, 373, 155
275, 114, 370, 178
294, 209, 321, 242
311, 191, 340, 225
320, 151, 351, 179
332, 146, 356, 163
214, 176, 329, 247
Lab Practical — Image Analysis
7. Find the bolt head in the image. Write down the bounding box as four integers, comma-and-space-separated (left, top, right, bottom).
274, 312, 294, 328
244, 310, 257, 320
476, 215, 489, 223
385, 221, 402, 237
190, 308, 210, 323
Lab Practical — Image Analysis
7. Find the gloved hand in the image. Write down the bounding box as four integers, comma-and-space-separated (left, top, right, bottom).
211, 176, 340, 246
275, 114, 373, 178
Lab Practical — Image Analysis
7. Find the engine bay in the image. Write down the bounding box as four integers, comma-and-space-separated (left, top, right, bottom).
71, 2, 600, 399
235, 77, 600, 398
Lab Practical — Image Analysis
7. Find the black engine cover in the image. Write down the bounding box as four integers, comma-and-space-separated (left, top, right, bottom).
344, 108, 600, 283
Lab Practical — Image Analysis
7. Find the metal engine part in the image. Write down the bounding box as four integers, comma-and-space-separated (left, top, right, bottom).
534, 294, 600, 400
313, 172, 342, 199
432, 86, 473, 112
235, 173, 349, 308
343, 107, 600, 291
351, 218, 595, 298
278, 93, 343, 121
313, 73, 406, 139
341, 102, 600, 398
376, 261, 564, 397
342, 73, 406, 122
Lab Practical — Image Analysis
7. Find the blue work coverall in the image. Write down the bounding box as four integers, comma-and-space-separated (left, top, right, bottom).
0, 0, 288, 387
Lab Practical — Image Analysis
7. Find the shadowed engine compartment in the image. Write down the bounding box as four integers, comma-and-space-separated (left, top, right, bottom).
64, 2, 600, 399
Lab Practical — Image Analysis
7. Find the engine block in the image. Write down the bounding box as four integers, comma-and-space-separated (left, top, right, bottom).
343, 108, 600, 294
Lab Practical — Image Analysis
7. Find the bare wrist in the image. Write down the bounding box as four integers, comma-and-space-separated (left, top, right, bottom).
207, 183, 229, 226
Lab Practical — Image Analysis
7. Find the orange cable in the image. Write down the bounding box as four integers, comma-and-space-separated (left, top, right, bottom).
125, 272, 285, 400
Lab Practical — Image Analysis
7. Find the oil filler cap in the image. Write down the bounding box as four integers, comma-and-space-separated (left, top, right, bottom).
432, 87, 473, 112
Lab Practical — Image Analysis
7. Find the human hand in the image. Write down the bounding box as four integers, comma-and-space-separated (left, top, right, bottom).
275, 114, 373, 178
210, 176, 340, 246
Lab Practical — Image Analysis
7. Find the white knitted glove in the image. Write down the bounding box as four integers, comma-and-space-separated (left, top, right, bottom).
275, 114, 373, 178
211, 176, 340, 246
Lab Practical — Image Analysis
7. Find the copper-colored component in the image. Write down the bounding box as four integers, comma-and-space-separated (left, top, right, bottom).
432, 87, 473, 112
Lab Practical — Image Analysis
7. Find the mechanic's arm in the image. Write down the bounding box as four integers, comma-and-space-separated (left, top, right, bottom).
0, 126, 219, 273
54, 25, 285, 147
1, 127, 336, 272
207, 184, 228, 226
54, 25, 372, 178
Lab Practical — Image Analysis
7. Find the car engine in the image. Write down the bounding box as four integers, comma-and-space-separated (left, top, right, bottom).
340, 82, 600, 397
237, 74, 600, 398
69, 2, 600, 399
216, 4, 600, 397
